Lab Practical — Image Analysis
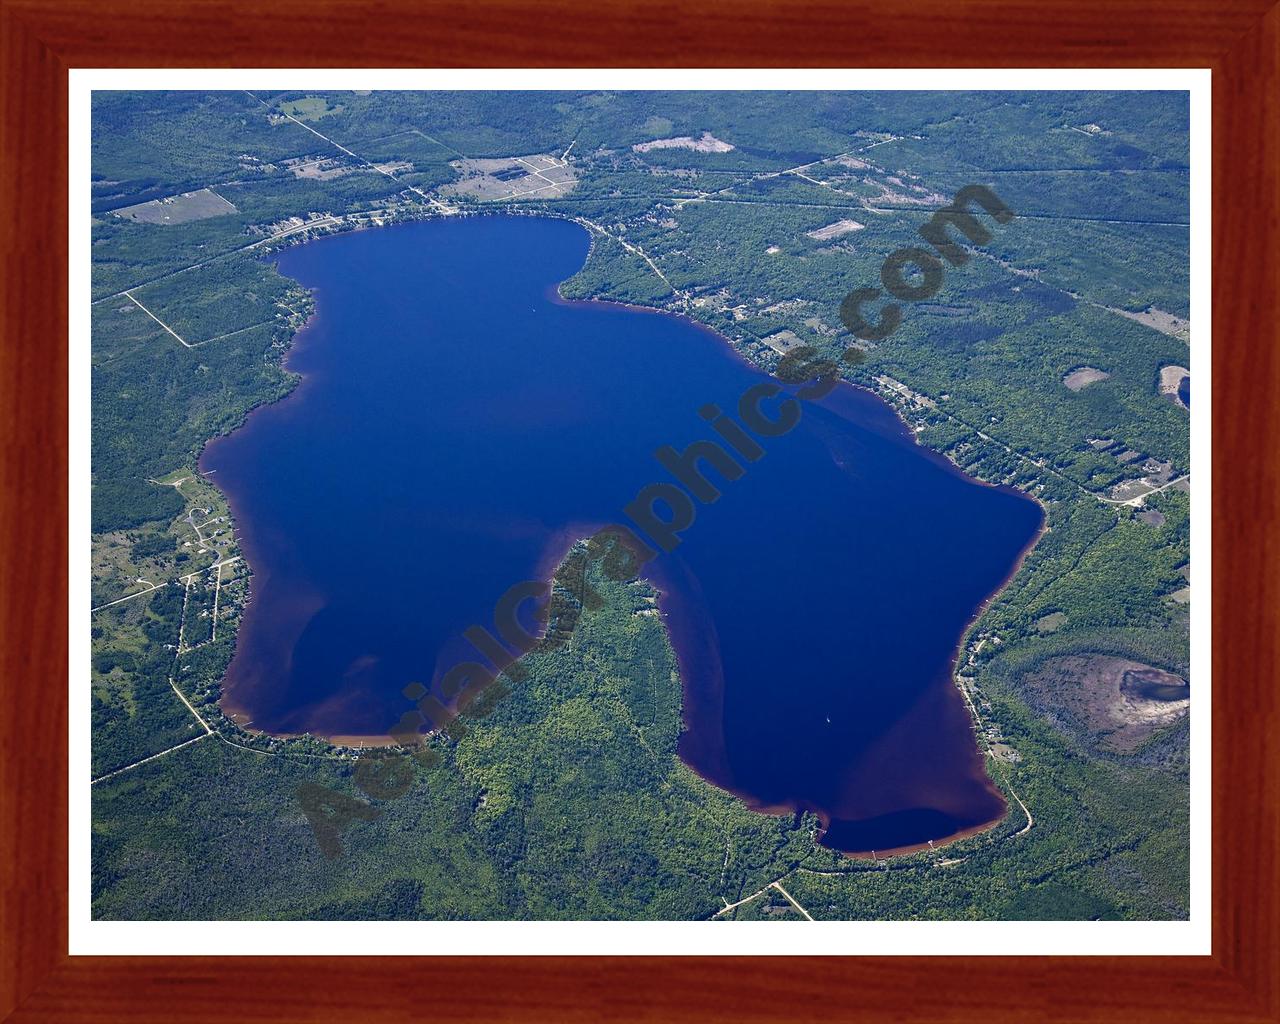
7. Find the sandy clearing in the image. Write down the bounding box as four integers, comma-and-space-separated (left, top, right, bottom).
1023, 655, 1189, 754
633, 132, 734, 154
806, 218, 866, 241
1159, 364, 1190, 408
1063, 366, 1111, 391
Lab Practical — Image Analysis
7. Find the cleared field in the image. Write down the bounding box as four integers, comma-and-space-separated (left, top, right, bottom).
806, 218, 865, 241
633, 132, 734, 153
1034, 611, 1068, 633
113, 188, 237, 225
1063, 366, 1111, 391
445, 154, 576, 200
279, 96, 343, 122
762, 329, 803, 354
1159, 364, 1190, 408
1109, 305, 1191, 342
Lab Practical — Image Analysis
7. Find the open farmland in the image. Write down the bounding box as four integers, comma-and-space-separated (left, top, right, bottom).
113, 188, 237, 225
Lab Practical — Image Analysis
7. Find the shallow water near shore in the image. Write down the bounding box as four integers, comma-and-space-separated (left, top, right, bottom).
202, 215, 1043, 855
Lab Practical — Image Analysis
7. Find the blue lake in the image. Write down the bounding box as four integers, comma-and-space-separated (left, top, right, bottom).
202, 215, 1043, 855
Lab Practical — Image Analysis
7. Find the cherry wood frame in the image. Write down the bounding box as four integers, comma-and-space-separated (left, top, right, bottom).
2, 1, 1277, 1020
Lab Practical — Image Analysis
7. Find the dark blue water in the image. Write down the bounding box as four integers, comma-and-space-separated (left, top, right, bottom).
1178, 376, 1190, 408
202, 216, 1043, 855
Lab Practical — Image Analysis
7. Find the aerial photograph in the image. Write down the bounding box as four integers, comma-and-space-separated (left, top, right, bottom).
89, 89, 1192, 922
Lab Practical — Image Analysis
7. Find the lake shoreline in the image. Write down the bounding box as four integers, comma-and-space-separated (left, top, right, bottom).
550, 266, 1047, 858
201, 213, 1046, 859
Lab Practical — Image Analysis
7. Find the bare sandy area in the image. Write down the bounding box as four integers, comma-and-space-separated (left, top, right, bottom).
1024, 654, 1188, 754
806, 218, 865, 241
1063, 366, 1111, 391
633, 132, 734, 154
1159, 364, 1190, 408
864, 177, 949, 207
